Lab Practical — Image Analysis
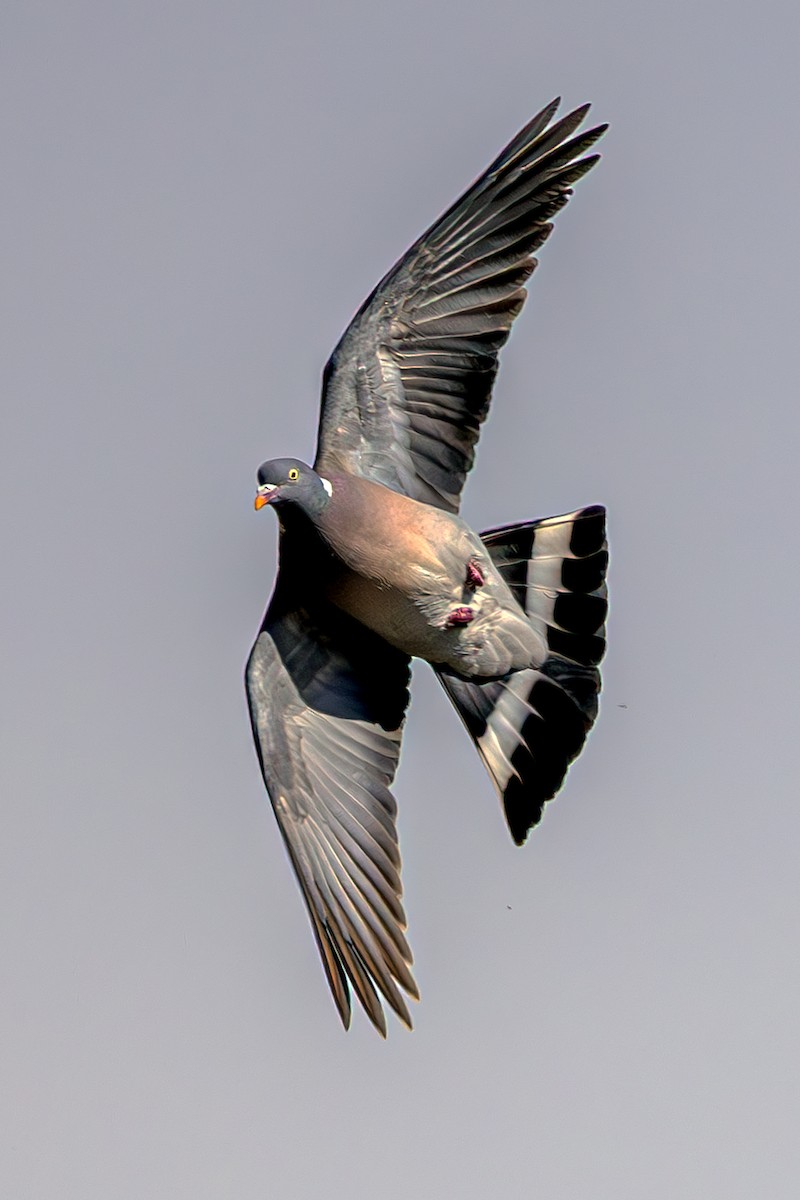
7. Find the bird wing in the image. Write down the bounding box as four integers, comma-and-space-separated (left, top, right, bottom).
245, 565, 417, 1035
315, 99, 607, 513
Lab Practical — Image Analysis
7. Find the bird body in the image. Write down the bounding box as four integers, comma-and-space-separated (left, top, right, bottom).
246, 99, 609, 1034
303, 471, 546, 676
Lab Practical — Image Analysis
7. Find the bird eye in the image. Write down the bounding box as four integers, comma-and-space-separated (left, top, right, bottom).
288, 467, 299, 481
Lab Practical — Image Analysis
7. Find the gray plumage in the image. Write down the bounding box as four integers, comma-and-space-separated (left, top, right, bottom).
246, 99, 608, 1034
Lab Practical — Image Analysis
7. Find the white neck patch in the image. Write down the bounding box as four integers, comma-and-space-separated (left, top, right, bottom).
320, 477, 334, 497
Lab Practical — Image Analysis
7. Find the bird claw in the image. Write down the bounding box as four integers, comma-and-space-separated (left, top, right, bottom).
446, 605, 475, 627
466, 557, 485, 589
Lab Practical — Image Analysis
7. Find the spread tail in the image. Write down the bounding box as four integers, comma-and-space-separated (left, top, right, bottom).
436, 506, 607, 844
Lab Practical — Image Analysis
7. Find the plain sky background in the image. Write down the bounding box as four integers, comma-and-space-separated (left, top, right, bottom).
3, 1, 799, 1197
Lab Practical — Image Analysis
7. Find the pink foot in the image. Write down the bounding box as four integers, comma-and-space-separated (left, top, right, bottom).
466, 557, 485, 589
446, 605, 475, 627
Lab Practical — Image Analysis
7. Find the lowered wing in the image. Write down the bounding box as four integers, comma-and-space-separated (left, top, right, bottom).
246, 562, 417, 1034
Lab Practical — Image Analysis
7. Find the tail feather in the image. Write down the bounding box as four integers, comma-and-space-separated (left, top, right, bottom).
437, 506, 607, 844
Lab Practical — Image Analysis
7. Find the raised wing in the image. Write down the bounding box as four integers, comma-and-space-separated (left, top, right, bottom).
315, 99, 607, 513
245, 567, 417, 1035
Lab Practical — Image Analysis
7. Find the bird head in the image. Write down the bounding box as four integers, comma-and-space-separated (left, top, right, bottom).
254, 458, 332, 517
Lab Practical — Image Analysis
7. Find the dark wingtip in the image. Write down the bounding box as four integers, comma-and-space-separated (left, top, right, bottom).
338, 1002, 352, 1031
569, 101, 592, 122
586, 123, 610, 146
404, 976, 421, 1003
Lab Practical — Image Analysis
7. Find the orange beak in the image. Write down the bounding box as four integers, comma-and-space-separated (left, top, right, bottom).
254, 485, 278, 510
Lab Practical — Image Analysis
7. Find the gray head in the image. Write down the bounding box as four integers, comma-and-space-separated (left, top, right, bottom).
253, 457, 332, 518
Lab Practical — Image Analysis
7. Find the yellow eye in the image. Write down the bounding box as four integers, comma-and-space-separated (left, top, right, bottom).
288, 467, 299, 481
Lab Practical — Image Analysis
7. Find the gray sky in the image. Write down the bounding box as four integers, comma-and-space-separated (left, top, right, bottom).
3, 1, 799, 1196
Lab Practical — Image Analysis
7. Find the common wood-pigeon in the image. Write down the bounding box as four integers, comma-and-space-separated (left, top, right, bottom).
246, 98, 609, 1034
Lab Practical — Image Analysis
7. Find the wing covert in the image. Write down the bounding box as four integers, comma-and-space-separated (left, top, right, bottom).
316, 99, 607, 512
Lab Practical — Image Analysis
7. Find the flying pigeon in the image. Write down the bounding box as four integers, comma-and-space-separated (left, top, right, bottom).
246, 98, 608, 1034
